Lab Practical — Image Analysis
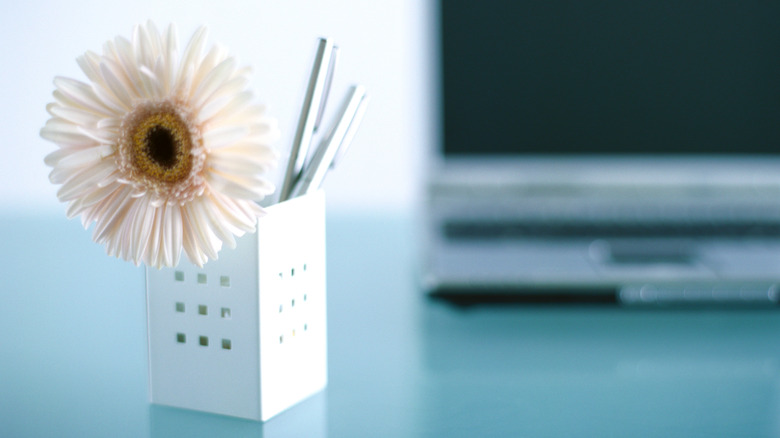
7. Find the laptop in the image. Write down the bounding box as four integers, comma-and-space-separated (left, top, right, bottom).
424, 0, 780, 305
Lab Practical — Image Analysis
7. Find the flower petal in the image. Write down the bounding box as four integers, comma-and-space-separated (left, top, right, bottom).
55, 157, 116, 201
163, 23, 179, 93
202, 125, 248, 149
193, 195, 236, 248
92, 185, 135, 244
76, 51, 103, 85
191, 57, 236, 109
47, 104, 102, 126
66, 181, 118, 218
41, 120, 97, 148
99, 59, 136, 106
53, 76, 114, 116
199, 90, 252, 124
207, 150, 276, 175
52, 144, 113, 170
177, 26, 208, 90
198, 74, 247, 111
206, 170, 273, 200
185, 201, 220, 261
209, 191, 258, 231
169, 204, 183, 267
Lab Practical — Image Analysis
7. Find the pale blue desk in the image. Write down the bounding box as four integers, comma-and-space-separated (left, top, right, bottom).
1, 214, 780, 437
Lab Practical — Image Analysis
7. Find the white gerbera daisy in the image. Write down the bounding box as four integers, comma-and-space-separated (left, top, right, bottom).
41, 21, 279, 268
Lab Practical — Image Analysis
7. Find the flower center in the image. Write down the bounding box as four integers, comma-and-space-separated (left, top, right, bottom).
146, 126, 176, 168
131, 111, 192, 183
117, 99, 206, 203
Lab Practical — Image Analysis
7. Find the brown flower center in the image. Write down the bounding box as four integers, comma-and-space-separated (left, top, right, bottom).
130, 111, 192, 183
117, 99, 206, 203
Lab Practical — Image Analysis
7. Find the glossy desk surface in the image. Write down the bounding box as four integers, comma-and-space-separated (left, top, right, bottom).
2, 214, 780, 437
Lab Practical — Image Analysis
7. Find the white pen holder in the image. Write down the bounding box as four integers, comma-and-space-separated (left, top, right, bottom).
146, 190, 328, 421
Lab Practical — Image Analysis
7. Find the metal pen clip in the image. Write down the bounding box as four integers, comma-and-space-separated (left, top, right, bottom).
289, 85, 368, 198
278, 38, 338, 202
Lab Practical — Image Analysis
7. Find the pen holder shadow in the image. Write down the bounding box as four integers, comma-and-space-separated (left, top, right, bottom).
145, 190, 328, 421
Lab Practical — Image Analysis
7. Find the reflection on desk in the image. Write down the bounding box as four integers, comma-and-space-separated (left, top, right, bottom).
0, 214, 779, 437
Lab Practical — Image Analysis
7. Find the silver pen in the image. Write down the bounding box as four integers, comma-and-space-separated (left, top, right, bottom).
290, 85, 368, 198
278, 38, 337, 202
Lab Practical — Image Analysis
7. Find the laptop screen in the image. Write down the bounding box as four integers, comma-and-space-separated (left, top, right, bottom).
441, 1, 780, 156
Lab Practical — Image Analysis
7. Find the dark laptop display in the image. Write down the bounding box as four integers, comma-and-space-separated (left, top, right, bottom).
441, 0, 780, 156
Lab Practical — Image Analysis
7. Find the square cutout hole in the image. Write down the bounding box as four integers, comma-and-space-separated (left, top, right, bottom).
175, 271, 184, 282
222, 339, 232, 350
175, 302, 185, 313
199, 336, 209, 347
176, 333, 186, 343
220, 275, 230, 287
198, 305, 208, 316
221, 307, 231, 319
197, 273, 207, 284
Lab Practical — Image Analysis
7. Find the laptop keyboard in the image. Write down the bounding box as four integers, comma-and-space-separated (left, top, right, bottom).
445, 219, 780, 240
